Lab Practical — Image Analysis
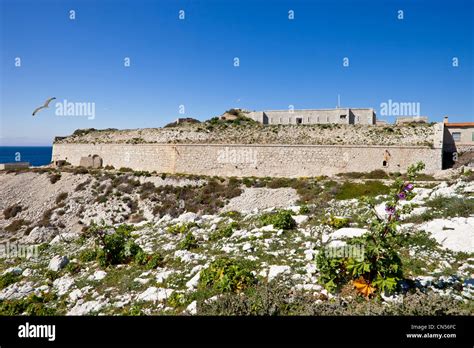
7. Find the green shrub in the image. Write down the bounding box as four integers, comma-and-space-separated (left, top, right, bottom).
65, 261, 81, 274
210, 224, 235, 241
425, 196, 474, 218
298, 205, 310, 214
167, 292, 188, 308
48, 173, 61, 184
167, 222, 197, 235
89, 223, 143, 267
365, 170, 389, 179
323, 215, 350, 229
260, 210, 296, 230
0, 272, 21, 289
55, 192, 68, 204
144, 253, 165, 269
220, 211, 241, 219
335, 181, 390, 200
0, 293, 58, 316
133, 171, 151, 177
73, 167, 89, 175
119, 167, 133, 172
5, 219, 29, 232
3, 204, 22, 219
199, 257, 256, 293
198, 283, 471, 316
179, 232, 199, 250
78, 248, 98, 262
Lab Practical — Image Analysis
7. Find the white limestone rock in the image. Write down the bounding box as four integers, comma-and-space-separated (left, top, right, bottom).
48, 255, 69, 272
186, 300, 197, 315
186, 272, 201, 289
419, 217, 474, 252
136, 287, 173, 303
268, 265, 291, 282
53, 275, 75, 296
88, 270, 107, 281
67, 300, 106, 316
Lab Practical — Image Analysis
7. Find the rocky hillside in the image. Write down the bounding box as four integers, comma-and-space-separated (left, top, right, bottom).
0, 167, 473, 315
54, 122, 438, 146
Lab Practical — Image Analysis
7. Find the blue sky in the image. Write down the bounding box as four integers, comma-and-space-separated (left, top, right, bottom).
0, 0, 473, 145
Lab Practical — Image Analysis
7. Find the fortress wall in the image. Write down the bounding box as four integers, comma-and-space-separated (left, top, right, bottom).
52, 143, 442, 177
52, 144, 176, 172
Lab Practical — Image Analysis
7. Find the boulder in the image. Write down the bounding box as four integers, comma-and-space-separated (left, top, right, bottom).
48, 255, 69, 272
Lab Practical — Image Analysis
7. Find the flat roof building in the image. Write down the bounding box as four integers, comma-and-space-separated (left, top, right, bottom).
247, 108, 376, 125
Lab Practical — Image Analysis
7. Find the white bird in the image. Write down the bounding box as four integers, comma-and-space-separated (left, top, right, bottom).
32, 97, 56, 116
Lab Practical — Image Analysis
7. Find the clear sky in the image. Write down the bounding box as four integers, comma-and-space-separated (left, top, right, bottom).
0, 0, 473, 145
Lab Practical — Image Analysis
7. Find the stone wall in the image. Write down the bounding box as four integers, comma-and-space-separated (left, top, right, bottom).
52, 143, 442, 177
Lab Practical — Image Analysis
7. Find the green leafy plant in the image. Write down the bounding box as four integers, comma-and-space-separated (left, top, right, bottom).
0, 272, 21, 290
167, 222, 197, 235
199, 257, 256, 293
299, 205, 310, 214
323, 214, 350, 229
87, 223, 143, 267
317, 161, 426, 297
260, 210, 296, 230
179, 232, 199, 251
209, 223, 236, 241
0, 293, 59, 316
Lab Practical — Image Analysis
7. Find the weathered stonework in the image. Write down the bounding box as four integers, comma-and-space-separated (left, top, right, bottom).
51, 122, 445, 177
52, 143, 442, 177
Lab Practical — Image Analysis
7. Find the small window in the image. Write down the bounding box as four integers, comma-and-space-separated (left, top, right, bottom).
326, 116, 329, 122
296, 117, 302, 124
452, 132, 461, 141
340, 114, 347, 119
317, 116, 320, 123
471, 132, 474, 141
383, 160, 387, 167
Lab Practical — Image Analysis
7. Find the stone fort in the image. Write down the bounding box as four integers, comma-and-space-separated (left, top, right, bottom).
247, 108, 376, 125
51, 120, 448, 178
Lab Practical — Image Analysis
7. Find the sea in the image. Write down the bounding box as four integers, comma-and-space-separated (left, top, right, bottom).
0, 146, 53, 167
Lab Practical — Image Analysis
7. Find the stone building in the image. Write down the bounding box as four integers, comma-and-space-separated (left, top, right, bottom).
443, 117, 474, 153
247, 108, 376, 125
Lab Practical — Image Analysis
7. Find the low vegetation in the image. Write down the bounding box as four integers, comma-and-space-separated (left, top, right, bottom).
259, 210, 296, 230
3, 204, 22, 219
199, 257, 256, 293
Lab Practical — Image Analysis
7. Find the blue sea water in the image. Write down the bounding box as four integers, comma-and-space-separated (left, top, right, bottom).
0, 147, 53, 166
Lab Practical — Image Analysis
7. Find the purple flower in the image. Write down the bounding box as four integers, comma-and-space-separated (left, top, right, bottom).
385, 206, 396, 215
397, 192, 406, 200
404, 183, 414, 191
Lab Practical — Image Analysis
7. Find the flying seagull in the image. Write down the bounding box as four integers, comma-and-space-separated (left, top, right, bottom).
32, 97, 56, 116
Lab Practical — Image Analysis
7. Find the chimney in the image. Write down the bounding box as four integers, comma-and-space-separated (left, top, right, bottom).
443, 116, 449, 124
